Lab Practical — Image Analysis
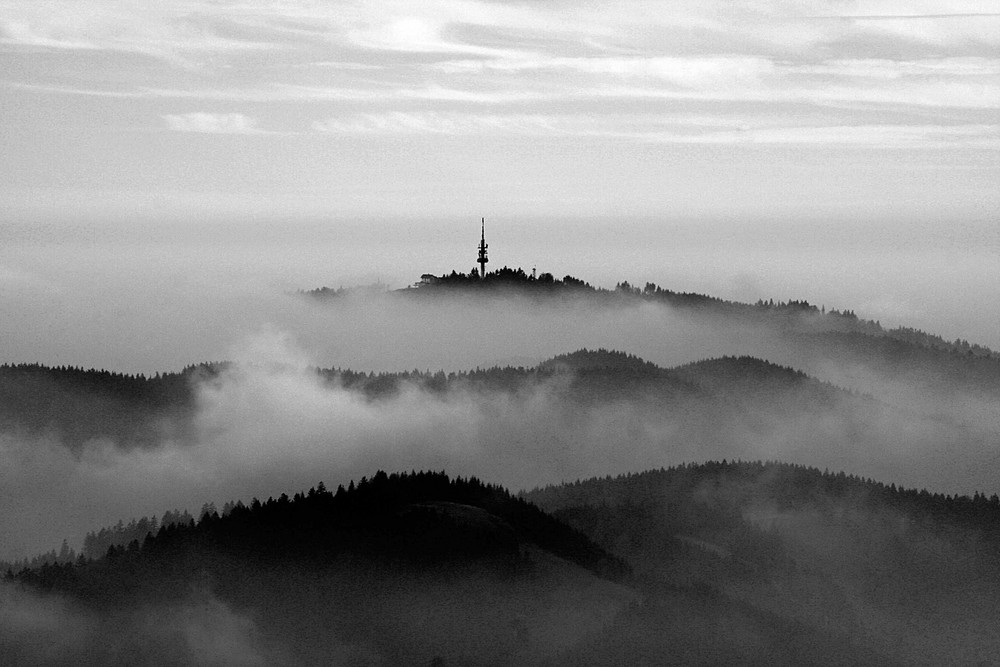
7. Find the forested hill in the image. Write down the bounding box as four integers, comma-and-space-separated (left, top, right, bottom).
326, 350, 864, 425
526, 460, 1000, 533
0, 350, 945, 450
301, 269, 1000, 404
0, 350, 841, 435
4, 472, 632, 666
523, 461, 1000, 665
304, 268, 998, 361
13, 463, 996, 665
9, 471, 628, 587
0, 362, 221, 449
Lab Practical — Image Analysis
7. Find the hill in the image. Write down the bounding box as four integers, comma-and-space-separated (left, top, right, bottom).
2, 348, 992, 494
0, 362, 215, 449
5, 467, 918, 666
306, 269, 998, 362
5, 471, 631, 666
525, 461, 1000, 665
0, 351, 832, 446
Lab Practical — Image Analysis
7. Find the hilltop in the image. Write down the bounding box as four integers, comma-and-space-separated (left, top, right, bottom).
525, 460, 1000, 665
303, 268, 998, 361
15, 460, 1000, 664
5, 471, 631, 666
4, 465, 926, 666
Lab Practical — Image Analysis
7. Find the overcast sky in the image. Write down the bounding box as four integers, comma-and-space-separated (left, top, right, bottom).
1, 0, 997, 222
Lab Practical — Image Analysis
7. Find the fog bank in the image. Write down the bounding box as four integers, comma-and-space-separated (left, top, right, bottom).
2, 217, 997, 374
3, 328, 997, 561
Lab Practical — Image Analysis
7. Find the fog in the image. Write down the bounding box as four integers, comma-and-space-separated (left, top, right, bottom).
1, 215, 999, 563
3, 317, 997, 561
2, 216, 997, 374
0, 581, 282, 666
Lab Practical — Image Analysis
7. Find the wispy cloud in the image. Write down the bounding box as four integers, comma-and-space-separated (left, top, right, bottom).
653, 123, 1000, 148
0, 8, 274, 70
2, 0, 997, 219
847, 11, 1000, 48
431, 54, 1000, 109
0, 18, 99, 50
312, 111, 559, 135
311, 109, 1000, 149
163, 112, 263, 134
4, 2, 998, 109
9, 52, 996, 113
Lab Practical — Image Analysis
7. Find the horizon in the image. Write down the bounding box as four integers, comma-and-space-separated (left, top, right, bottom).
3, 1, 998, 372
2, 214, 998, 376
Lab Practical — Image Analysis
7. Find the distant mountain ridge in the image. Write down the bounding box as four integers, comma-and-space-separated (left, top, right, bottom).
0, 350, 861, 448
6, 268, 998, 450
0, 362, 220, 449
303, 269, 998, 360
524, 460, 1000, 665
4, 471, 634, 666
1, 345, 991, 473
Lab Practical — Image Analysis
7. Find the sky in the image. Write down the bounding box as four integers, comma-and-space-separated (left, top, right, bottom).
0, 0, 998, 366
1, 0, 997, 221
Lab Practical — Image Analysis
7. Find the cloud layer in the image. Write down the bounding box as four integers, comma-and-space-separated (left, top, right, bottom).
163, 112, 262, 134
2, 0, 997, 221
2, 1, 998, 147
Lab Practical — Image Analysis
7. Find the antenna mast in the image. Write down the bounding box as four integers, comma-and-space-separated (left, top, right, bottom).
477, 217, 489, 279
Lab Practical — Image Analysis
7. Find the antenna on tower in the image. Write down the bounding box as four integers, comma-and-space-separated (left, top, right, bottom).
477, 217, 489, 280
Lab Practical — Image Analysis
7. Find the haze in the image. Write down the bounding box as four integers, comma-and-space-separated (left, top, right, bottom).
2, 216, 998, 376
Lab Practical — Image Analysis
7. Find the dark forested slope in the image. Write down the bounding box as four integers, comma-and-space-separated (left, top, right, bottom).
526, 461, 1000, 665
1, 349, 992, 497
307, 269, 998, 361
5, 471, 632, 666
0, 363, 215, 449
5, 467, 913, 666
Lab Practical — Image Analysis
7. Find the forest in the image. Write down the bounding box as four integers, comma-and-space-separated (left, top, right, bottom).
8, 462, 1000, 664
305, 269, 997, 359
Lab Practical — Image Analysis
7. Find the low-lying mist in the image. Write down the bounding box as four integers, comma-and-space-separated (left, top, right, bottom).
3, 320, 998, 562
0, 581, 281, 666
4, 215, 999, 373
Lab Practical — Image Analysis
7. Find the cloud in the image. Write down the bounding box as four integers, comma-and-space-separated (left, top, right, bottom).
6, 82, 541, 104
792, 57, 1000, 78
650, 123, 1000, 149
5, 1, 997, 130
437, 55, 778, 87
848, 12, 1000, 48
312, 111, 558, 135
0, 18, 99, 50
310, 109, 999, 149
433, 53, 1000, 108
0, 5, 279, 64
162, 112, 263, 134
